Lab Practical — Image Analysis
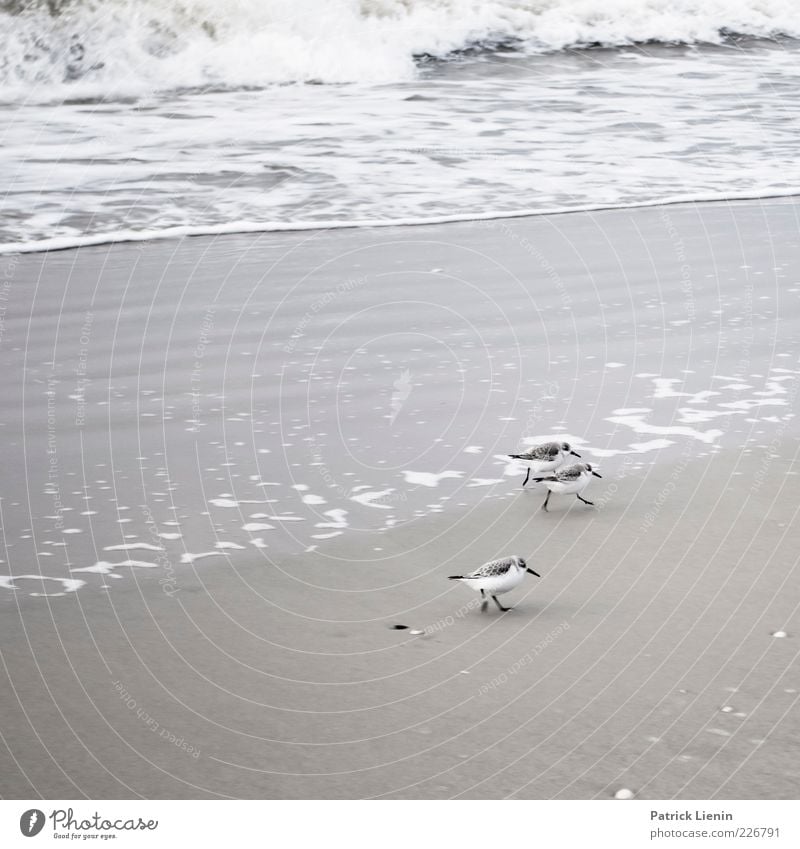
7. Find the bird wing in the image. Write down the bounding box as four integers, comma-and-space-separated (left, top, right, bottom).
517, 442, 559, 461
555, 464, 583, 481
468, 557, 515, 578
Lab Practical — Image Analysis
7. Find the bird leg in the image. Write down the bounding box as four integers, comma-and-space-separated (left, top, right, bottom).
522, 467, 531, 487
542, 490, 551, 512
577, 494, 595, 506
480, 589, 488, 613
492, 595, 511, 612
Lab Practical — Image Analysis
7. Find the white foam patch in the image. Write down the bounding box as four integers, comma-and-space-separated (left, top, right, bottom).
678, 408, 740, 423
250, 538, 268, 549
180, 551, 224, 564
315, 509, 349, 529
467, 478, 505, 487
104, 542, 163, 552
72, 560, 158, 575
210, 497, 268, 507
755, 379, 790, 396
215, 541, 246, 550
311, 531, 344, 540
242, 522, 275, 532
606, 413, 723, 444
301, 494, 326, 505
628, 439, 675, 453
720, 398, 788, 410
351, 489, 394, 509
263, 515, 304, 521
1, 575, 87, 595
651, 378, 719, 403
402, 470, 462, 487
498, 454, 529, 475
158, 532, 183, 540
605, 362, 626, 368
463, 445, 483, 454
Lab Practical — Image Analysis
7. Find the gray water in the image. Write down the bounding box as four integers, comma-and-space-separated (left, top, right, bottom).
3, 39, 800, 251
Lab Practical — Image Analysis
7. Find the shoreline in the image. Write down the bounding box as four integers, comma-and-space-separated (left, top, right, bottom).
2, 190, 800, 257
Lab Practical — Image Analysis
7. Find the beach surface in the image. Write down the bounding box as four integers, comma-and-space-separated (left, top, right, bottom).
1, 198, 798, 798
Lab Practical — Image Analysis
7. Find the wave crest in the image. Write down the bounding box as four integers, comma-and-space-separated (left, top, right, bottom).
2, 0, 800, 100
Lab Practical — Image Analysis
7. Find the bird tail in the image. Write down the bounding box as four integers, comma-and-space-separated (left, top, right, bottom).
448, 575, 464, 580
508, 454, 525, 459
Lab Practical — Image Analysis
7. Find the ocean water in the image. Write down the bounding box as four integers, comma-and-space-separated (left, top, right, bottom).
2, 0, 800, 251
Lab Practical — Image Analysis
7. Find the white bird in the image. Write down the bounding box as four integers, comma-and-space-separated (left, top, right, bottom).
532, 462, 602, 511
509, 441, 581, 487
449, 555, 540, 612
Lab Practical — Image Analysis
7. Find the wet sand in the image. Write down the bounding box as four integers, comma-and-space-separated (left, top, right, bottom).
0, 199, 799, 798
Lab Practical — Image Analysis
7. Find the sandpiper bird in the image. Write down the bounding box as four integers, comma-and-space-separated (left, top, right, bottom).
449, 555, 540, 612
509, 441, 581, 487
532, 462, 602, 511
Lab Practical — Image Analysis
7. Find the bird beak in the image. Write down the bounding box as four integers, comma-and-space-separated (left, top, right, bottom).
570, 450, 581, 457
526, 568, 541, 577
592, 471, 602, 478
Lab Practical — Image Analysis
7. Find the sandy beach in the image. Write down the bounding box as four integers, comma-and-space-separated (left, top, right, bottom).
1, 198, 798, 799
